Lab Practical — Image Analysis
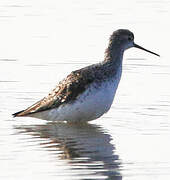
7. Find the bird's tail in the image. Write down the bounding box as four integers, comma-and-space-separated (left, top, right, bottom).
12, 110, 27, 117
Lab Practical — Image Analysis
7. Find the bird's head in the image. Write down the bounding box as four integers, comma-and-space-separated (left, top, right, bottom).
109, 29, 159, 57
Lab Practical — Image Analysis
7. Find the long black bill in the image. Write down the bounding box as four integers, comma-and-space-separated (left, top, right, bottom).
134, 43, 160, 57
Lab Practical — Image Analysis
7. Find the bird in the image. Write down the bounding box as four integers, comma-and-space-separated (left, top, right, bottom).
13, 29, 159, 122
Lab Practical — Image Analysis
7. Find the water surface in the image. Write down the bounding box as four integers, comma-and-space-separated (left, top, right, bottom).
1, 0, 170, 179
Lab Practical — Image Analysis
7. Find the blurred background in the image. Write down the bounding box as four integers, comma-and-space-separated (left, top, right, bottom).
0, 0, 170, 179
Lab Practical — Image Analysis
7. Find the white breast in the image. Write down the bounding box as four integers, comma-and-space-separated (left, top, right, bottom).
31, 66, 122, 122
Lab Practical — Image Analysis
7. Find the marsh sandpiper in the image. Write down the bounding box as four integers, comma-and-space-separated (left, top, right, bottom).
13, 29, 159, 122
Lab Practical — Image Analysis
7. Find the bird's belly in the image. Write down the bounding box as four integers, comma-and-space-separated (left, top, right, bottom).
34, 75, 121, 122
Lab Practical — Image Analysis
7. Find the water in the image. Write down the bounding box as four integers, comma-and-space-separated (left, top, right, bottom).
1, 0, 170, 179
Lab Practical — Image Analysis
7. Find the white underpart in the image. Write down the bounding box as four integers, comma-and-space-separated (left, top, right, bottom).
30, 65, 122, 122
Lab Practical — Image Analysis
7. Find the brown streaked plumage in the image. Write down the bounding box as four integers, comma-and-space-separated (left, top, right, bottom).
13, 61, 119, 117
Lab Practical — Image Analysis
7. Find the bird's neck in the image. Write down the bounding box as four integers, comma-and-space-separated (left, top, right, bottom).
104, 42, 124, 67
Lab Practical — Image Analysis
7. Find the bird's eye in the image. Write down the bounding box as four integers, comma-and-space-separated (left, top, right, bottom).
128, 36, 133, 41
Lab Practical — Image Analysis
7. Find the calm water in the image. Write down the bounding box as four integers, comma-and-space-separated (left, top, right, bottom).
1, 0, 170, 179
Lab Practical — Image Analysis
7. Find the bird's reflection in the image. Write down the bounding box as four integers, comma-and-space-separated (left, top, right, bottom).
15, 122, 122, 180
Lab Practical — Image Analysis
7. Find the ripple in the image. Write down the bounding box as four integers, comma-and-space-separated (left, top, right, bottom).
14, 122, 122, 179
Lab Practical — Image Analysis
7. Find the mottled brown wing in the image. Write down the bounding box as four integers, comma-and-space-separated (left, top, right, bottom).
13, 69, 94, 117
